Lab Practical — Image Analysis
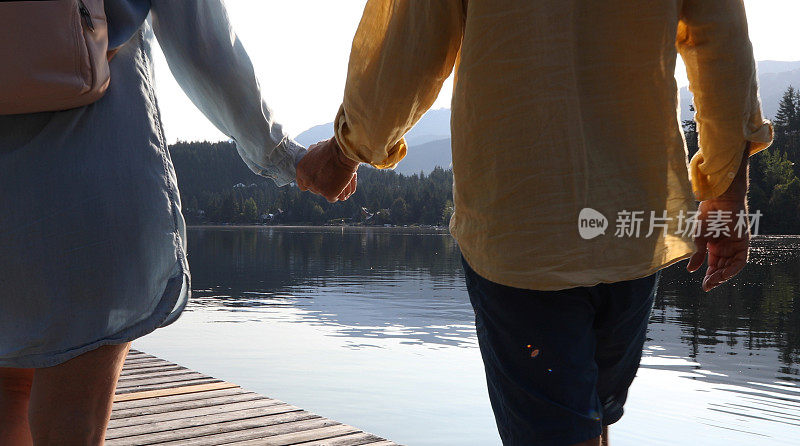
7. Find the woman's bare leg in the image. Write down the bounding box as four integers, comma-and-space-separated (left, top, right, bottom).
28, 342, 131, 446
0, 367, 35, 445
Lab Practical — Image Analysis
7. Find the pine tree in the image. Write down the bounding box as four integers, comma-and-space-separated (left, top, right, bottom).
774, 86, 797, 133
390, 197, 408, 224
773, 86, 800, 167
682, 104, 699, 161
242, 197, 259, 222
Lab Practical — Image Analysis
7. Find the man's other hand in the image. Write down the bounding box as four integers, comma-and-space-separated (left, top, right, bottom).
687, 150, 750, 292
687, 197, 749, 292
296, 137, 359, 203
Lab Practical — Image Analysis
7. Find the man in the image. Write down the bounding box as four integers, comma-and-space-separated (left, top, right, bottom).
297, 1, 772, 444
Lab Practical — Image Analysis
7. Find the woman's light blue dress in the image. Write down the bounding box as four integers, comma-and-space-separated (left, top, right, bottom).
0, 0, 305, 368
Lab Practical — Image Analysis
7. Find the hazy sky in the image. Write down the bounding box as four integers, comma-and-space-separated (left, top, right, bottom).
153, 0, 800, 144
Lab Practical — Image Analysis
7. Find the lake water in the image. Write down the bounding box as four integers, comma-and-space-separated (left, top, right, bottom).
133, 227, 800, 445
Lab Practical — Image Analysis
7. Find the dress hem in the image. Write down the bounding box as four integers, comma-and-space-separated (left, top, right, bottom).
0, 270, 188, 369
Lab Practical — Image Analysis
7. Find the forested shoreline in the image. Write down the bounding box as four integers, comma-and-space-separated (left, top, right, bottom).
171, 141, 454, 227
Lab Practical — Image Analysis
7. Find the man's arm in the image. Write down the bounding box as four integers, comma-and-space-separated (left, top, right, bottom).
334, 0, 465, 168
677, 1, 773, 290
677, 0, 772, 201
297, 0, 465, 201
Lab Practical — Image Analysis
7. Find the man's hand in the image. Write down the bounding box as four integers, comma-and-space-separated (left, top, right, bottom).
686, 197, 749, 292
687, 150, 750, 292
296, 137, 359, 203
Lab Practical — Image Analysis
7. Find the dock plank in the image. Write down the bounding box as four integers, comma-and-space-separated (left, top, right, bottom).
116, 371, 214, 388
120, 364, 187, 377
107, 411, 319, 445
115, 378, 225, 394
230, 424, 362, 445
108, 399, 289, 430
283, 432, 387, 446
112, 388, 249, 411
114, 382, 239, 402
107, 403, 300, 439
156, 417, 340, 446
107, 351, 398, 445
111, 392, 270, 420
123, 356, 164, 364
118, 368, 196, 380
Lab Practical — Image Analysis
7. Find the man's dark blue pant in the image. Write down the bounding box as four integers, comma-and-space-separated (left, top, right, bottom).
462, 257, 658, 445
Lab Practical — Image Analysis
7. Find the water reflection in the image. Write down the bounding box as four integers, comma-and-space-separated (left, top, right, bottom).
180, 227, 800, 443
650, 236, 800, 380
187, 228, 799, 371
187, 227, 474, 347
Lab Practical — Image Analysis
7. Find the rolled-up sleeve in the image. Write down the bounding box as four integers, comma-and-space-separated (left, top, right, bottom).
335, 0, 464, 169
150, 0, 305, 186
677, 0, 773, 201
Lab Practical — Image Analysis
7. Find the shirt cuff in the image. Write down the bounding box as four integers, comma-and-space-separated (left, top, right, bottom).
333, 104, 407, 169
237, 138, 306, 187
689, 119, 773, 200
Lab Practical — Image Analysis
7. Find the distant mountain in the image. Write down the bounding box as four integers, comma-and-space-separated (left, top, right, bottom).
393, 138, 452, 175
402, 108, 451, 144
680, 60, 800, 121
295, 122, 334, 147
756, 60, 800, 75
296, 61, 798, 175
295, 108, 451, 148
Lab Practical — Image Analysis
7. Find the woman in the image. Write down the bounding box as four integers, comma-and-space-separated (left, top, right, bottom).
0, 1, 315, 443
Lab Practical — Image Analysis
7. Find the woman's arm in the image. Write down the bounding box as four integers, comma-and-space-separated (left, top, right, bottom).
150, 0, 304, 186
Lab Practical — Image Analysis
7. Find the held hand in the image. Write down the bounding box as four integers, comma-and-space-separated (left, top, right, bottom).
296, 137, 359, 203
687, 151, 750, 292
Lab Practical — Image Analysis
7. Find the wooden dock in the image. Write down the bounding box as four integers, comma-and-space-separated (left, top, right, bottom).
107, 349, 398, 445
